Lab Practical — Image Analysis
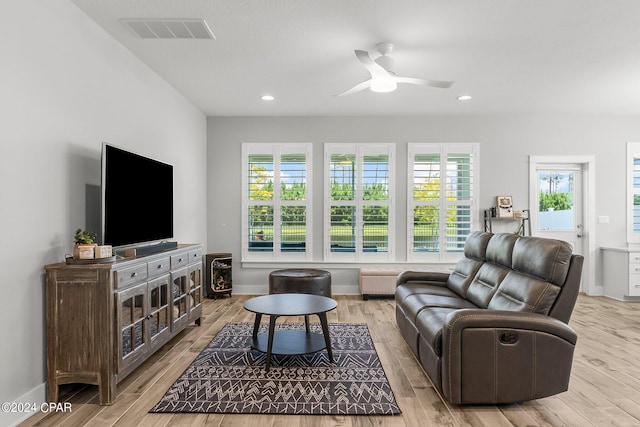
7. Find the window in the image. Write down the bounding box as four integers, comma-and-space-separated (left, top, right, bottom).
627, 143, 640, 245
408, 143, 478, 262
242, 143, 312, 261
324, 144, 395, 261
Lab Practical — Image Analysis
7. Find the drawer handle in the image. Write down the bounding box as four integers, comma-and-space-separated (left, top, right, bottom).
131, 272, 137, 278
157, 264, 163, 269
178, 258, 183, 262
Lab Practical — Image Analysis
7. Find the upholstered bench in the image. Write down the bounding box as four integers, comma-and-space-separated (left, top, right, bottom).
268, 269, 332, 297
360, 266, 451, 300
359, 267, 407, 300
268, 268, 332, 331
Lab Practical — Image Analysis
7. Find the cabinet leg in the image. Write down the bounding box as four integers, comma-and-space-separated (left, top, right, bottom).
47, 382, 59, 404
98, 380, 115, 405
195, 317, 201, 326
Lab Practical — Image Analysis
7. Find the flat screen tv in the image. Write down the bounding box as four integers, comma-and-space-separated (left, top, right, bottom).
101, 143, 174, 248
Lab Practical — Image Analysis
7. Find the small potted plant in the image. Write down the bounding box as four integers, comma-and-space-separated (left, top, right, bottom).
73, 228, 97, 259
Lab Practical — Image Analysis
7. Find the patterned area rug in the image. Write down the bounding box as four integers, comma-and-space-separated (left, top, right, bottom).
150, 322, 401, 415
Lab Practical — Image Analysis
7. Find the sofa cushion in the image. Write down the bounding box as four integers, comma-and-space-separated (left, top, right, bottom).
415, 307, 457, 357
511, 236, 573, 286
465, 263, 512, 308
485, 233, 519, 268
463, 231, 492, 260
446, 231, 491, 297
488, 270, 560, 315
403, 293, 477, 323
447, 257, 485, 298
395, 283, 459, 304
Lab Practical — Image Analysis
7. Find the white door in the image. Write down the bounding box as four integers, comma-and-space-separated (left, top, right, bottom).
530, 155, 595, 295
532, 164, 584, 256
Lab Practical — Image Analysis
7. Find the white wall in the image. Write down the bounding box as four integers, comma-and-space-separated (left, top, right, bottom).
0, 1, 207, 424
207, 115, 640, 294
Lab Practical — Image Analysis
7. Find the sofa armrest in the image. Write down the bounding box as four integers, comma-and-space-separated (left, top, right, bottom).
441, 309, 577, 404
396, 271, 450, 287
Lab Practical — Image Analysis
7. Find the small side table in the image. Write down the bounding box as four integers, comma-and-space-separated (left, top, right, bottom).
243, 293, 337, 371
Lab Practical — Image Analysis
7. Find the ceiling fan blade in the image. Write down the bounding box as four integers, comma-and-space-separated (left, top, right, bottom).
395, 76, 455, 89
335, 79, 372, 97
354, 49, 389, 79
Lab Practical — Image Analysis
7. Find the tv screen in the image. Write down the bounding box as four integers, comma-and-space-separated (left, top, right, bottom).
102, 143, 174, 247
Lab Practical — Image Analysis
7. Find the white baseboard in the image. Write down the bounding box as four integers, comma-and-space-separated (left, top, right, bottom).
1, 382, 46, 427
231, 283, 360, 295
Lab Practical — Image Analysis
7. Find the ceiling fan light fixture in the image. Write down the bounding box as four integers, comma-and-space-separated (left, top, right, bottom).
261, 94, 275, 101
370, 78, 397, 93
336, 43, 455, 97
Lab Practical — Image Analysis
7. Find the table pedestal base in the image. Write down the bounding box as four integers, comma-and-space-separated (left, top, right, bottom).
251, 313, 333, 370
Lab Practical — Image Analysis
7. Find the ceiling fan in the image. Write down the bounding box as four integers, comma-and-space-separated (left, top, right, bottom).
337, 43, 455, 96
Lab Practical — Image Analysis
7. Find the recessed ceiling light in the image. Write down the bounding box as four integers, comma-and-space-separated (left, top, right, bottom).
457, 95, 472, 101
261, 95, 275, 101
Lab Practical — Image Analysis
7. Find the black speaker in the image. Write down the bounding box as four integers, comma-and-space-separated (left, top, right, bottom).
123, 241, 178, 257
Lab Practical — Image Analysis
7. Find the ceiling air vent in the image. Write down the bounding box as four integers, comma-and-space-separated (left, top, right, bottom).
122, 19, 215, 39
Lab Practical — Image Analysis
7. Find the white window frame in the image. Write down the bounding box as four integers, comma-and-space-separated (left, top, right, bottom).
627, 142, 640, 246
241, 143, 313, 262
323, 143, 395, 262
407, 143, 479, 262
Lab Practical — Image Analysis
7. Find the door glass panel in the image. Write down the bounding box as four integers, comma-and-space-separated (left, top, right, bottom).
121, 293, 145, 357
537, 171, 575, 231
121, 294, 134, 357
190, 268, 202, 308
149, 282, 169, 339
173, 274, 187, 320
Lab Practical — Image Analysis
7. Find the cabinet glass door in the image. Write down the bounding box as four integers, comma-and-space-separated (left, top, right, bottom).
171, 269, 189, 330
189, 264, 202, 320
118, 283, 147, 367
148, 275, 170, 348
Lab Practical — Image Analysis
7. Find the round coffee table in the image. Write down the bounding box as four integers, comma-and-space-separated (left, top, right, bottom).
243, 293, 337, 371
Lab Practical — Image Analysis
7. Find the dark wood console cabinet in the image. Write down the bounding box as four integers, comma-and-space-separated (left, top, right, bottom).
45, 243, 203, 405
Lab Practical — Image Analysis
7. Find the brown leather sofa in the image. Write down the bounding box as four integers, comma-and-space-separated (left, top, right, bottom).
395, 231, 584, 404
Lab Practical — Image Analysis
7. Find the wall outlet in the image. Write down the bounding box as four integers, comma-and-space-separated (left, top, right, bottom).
598, 216, 610, 224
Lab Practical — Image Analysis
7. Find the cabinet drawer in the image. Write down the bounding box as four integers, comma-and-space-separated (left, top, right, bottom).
188, 248, 203, 264
629, 253, 640, 264
115, 264, 148, 289
630, 274, 640, 296
171, 253, 189, 269
148, 257, 171, 278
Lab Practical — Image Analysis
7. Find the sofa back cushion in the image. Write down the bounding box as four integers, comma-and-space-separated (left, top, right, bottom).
447, 231, 492, 297
464, 233, 518, 307
488, 236, 573, 315
511, 236, 573, 286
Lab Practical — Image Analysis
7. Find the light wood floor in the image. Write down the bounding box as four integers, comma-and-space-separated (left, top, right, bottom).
21, 294, 640, 427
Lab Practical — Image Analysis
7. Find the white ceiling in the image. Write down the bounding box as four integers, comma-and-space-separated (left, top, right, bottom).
70, 0, 640, 117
